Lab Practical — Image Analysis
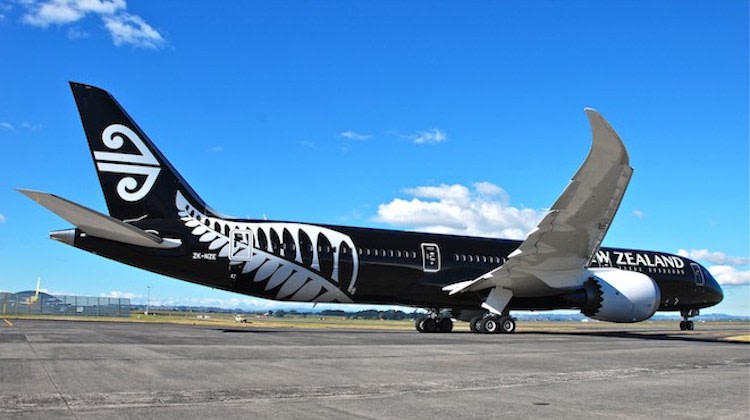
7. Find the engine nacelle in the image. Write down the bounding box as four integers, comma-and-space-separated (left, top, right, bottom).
581, 268, 661, 323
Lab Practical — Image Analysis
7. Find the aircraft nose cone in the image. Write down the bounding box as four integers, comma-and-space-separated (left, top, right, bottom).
705, 272, 724, 306
710, 281, 724, 305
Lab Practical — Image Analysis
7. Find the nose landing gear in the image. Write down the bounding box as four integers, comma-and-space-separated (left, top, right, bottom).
679, 308, 699, 331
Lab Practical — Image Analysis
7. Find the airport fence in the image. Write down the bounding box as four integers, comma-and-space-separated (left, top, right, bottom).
0, 294, 131, 317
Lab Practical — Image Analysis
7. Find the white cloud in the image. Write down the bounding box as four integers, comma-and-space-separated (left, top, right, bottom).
20, 0, 164, 49
632, 209, 645, 219
102, 12, 165, 49
0, 214, 6, 223
410, 128, 447, 145
677, 249, 749, 266
100, 290, 141, 299
376, 182, 544, 239
0, 122, 13, 130
707, 265, 750, 286
23, 0, 125, 27
340, 131, 370, 141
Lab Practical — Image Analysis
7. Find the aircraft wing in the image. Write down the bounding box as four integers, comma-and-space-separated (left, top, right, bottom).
445, 109, 632, 296
18, 189, 181, 249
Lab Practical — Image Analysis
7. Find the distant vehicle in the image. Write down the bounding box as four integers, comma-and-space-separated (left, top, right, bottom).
20, 82, 723, 334
234, 314, 248, 323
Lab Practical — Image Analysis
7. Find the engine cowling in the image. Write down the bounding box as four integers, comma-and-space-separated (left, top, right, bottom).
581, 269, 661, 323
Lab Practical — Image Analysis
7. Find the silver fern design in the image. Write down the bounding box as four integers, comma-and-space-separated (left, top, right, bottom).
176, 191, 358, 303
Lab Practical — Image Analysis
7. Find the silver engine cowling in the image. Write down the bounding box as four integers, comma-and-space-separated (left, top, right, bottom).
581, 268, 661, 323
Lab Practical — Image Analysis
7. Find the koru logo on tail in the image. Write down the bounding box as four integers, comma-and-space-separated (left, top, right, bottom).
94, 124, 161, 202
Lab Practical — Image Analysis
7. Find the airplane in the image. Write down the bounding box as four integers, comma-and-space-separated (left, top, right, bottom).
19, 82, 723, 334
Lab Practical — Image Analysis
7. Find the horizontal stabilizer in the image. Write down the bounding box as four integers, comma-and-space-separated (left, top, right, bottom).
18, 189, 181, 249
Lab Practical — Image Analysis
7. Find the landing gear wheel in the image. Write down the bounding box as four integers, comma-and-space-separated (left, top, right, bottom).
481, 316, 500, 334
679, 309, 699, 331
679, 320, 695, 331
415, 317, 426, 333
438, 317, 453, 333
469, 315, 483, 333
421, 317, 437, 333
499, 316, 516, 334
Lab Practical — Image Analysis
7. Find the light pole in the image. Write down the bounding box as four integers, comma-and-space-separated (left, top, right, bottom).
145, 286, 150, 315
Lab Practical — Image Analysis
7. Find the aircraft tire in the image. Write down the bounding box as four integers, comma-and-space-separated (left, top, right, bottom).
680, 320, 696, 331
415, 317, 426, 333
438, 317, 453, 333
469, 315, 483, 333
481, 316, 500, 334
499, 316, 516, 334
422, 317, 437, 333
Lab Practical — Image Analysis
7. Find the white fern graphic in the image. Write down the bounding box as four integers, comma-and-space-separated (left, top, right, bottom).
176, 191, 355, 303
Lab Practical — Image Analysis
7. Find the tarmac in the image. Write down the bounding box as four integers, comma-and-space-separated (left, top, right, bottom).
0, 319, 748, 419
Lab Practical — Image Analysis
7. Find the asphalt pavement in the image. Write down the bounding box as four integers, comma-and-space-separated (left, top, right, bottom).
1, 319, 748, 419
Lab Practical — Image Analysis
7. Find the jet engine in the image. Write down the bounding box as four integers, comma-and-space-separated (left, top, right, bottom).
581, 269, 661, 323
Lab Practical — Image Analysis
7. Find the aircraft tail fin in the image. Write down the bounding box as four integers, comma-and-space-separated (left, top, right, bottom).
69, 82, 218, 222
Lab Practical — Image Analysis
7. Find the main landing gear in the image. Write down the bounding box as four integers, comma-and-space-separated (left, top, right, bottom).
414, 309, 516, 334
679, 308, 699, 331
415, 311, 453, 333
469, 312, 516, 334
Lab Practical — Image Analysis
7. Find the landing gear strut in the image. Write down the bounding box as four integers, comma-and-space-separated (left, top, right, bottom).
680, 308, 699, 331
415, 310, 453, 333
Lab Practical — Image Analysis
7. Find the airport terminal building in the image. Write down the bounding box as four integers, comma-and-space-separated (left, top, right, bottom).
0, 291, 131, 317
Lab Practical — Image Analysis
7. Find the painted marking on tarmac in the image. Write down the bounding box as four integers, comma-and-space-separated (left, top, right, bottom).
2, 319, 13, 327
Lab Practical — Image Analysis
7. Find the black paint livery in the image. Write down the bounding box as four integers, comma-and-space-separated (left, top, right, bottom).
20, 83, 723, 334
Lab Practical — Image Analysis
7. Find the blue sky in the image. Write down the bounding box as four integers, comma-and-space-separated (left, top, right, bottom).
0, 1, 747, 315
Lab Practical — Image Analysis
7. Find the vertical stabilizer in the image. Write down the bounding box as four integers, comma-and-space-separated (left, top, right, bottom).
69, 82, 215, 221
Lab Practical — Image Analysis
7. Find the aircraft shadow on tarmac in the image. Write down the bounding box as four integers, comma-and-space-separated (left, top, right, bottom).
217, 328, 747, 344
514, 330, 748, 345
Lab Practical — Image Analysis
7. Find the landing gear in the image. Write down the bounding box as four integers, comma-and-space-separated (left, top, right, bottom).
415, 310, 453, 333
679, 320, 694, 331
469, 315, 483, 333
680, 308, 699, 331
417, 309, 516, 334
474, 313, 516, 334
438, 317, 454, 333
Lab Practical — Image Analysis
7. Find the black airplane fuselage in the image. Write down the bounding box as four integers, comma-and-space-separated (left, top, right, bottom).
64, 217, 722, 315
